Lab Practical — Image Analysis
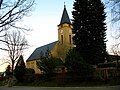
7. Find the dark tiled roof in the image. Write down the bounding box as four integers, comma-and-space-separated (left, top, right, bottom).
59, 6, 71, 25
27, 41, 57, 62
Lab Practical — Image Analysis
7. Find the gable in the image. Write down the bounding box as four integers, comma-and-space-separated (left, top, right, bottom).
27, 41, 57, 62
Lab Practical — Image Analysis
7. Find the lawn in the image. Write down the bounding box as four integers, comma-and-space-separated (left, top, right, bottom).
14, 78, 120, 87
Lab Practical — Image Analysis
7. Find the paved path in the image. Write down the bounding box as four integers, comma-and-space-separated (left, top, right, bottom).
0, 86, 120, 90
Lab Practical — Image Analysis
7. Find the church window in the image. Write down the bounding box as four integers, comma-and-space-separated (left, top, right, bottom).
61, 35, 63, 44
69, 35, 72, 44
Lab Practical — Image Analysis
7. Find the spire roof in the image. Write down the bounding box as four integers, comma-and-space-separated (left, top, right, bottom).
59, 4, 71, 25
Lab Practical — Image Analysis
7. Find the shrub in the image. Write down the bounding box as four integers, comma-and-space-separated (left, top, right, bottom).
14, 55, 26, 82
23, 68, 35, 83
65, 48, 94, 81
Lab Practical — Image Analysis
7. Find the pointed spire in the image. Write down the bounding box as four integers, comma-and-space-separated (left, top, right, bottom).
59, 3, 71, 25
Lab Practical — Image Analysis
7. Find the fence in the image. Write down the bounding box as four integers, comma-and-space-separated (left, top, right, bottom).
95, 63, 120, 81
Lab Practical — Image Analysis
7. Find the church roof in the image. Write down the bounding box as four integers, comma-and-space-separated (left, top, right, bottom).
59, 5, 71, 25
27, 41, 57, 61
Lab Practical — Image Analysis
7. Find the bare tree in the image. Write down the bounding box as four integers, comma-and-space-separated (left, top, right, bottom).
0, 0, 34, 38
110, 0, 120, 57
0, 0, 34, 74
110, 0, 120, 39
104, 0, 120, 55
0, 30, 28, 75
111, 0, 120, 22
111, 43, 120, 55
105, 0, 120, 22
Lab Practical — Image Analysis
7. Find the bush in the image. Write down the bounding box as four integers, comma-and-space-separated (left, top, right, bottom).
23, 68, 35, 83
65, 48, 94, 81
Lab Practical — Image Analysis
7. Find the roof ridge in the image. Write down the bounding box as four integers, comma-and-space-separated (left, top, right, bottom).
36, 41, 58, 49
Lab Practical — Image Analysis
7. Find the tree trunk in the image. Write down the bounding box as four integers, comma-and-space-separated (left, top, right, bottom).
12, 60, 14, 76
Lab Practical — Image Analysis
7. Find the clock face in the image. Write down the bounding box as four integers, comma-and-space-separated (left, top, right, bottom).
60, 30, 63, 33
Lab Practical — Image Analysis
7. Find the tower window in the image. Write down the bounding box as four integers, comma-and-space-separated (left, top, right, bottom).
61, 35, 63, 44
69, 35, 72, 44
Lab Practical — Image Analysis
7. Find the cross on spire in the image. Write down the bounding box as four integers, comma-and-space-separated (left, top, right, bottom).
64, 2, 66, 8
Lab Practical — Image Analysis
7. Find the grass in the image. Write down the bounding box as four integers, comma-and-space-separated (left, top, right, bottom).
14, 78, 120, 87
1, 75, 120, 87
0, 81, 2, 86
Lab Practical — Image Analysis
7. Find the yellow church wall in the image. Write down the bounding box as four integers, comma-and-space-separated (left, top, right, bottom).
47, 42, 65, 62
58, 23, 73, 46
50, 42, 59, 58
57, 23, 74, 61
26, 60, 42, 74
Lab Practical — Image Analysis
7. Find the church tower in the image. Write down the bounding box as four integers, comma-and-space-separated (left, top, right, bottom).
57, 4, 73, 60
58, 4, 73, 46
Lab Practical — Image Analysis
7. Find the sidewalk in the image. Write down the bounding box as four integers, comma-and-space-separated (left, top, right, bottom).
0, 86, 120, 90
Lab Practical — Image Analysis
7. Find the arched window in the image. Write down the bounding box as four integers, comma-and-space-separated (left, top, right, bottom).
69, 35, 71, 44
61, 35, 63, 44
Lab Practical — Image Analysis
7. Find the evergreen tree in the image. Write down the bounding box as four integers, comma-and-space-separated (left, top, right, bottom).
65, 48, 94, 80
5, 65, 11, 76
37, 49, 59, 80
72, 0, 107, 65
14, 55, 26, 82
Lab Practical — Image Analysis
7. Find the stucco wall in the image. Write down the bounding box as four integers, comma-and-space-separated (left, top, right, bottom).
26, 60, 41, 74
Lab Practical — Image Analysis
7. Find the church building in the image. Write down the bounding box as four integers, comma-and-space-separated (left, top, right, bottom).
26, 5, 74, 74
